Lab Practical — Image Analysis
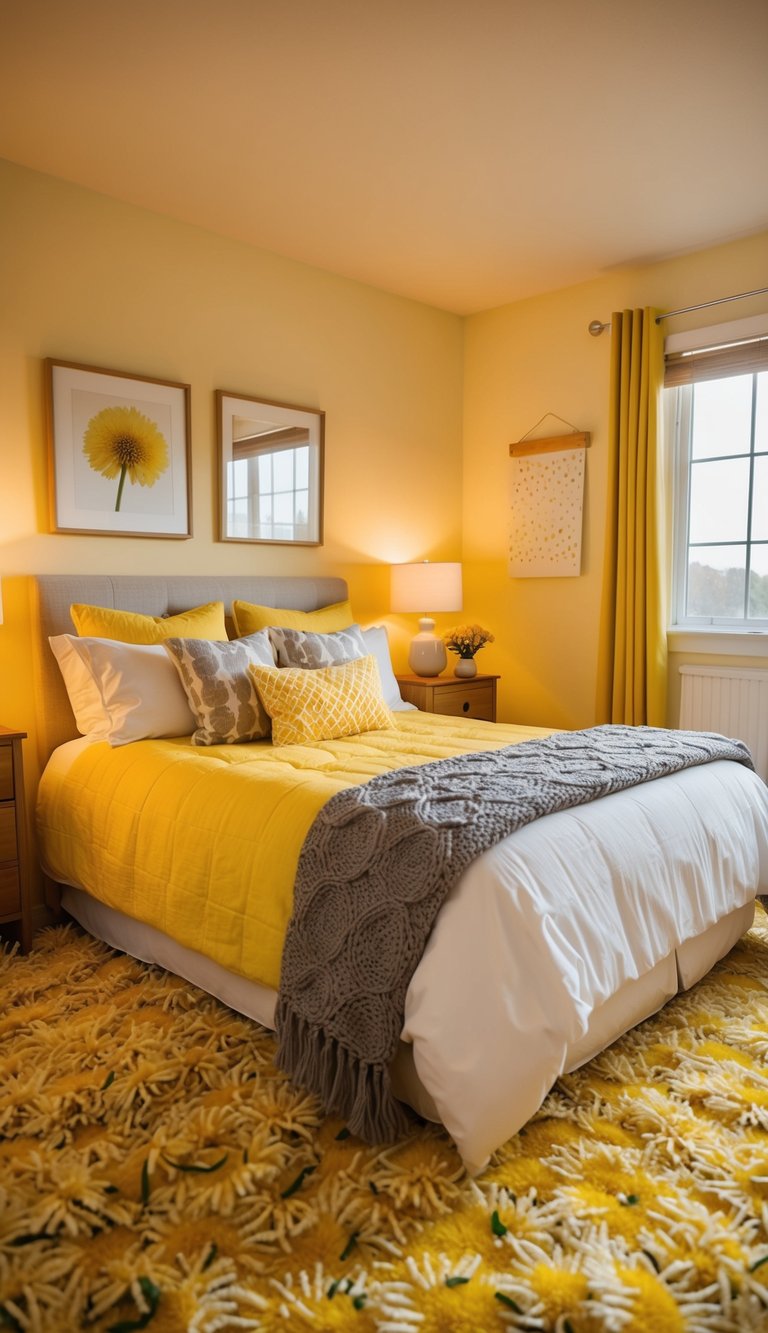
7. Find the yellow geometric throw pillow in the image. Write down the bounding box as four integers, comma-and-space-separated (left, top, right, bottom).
232, 598, 354, 638
70, 601, 228, 644
249, 654, 393, 746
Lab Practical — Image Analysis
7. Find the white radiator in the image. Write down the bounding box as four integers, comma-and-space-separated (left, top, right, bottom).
679, 665, 768, 782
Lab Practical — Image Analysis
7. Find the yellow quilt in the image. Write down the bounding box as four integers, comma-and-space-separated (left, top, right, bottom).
37, 713, 550, 990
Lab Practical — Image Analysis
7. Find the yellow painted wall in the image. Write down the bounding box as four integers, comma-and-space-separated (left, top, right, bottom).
463, 232, 768, 728
0, 159, 463, 921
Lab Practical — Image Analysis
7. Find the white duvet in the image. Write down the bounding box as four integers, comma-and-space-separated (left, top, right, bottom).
402, 759, 768, 1172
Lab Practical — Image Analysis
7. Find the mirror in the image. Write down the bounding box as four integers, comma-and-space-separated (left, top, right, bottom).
217, 391, 324, 545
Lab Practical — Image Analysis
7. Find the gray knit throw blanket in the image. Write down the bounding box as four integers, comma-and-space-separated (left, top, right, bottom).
275, 724, 753, 1143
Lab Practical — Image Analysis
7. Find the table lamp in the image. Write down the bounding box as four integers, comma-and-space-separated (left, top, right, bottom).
390, 561, 462, 677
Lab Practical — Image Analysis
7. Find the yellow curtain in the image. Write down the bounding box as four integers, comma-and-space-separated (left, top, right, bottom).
596, 308, 667, 727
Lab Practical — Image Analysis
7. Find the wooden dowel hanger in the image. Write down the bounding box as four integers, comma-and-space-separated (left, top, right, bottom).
509, 412, 590, 458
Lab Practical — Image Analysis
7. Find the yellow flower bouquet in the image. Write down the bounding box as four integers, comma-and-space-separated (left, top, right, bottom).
444, 624, 494, 659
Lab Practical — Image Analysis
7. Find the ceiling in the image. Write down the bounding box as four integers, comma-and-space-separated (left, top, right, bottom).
1, 0, 766, 314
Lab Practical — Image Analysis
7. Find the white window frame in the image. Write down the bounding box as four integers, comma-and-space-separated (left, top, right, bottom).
667, 314, 768, 655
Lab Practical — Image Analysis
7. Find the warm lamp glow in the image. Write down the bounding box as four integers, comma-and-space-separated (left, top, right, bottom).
390, 561, 462, 677
390, 561, 462, 614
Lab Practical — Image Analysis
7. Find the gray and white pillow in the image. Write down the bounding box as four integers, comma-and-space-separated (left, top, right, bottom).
268, 623, 368, 669
164, 630, 275, 745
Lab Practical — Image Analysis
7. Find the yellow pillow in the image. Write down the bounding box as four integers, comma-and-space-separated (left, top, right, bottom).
250, 654, 393, 746
70, 601, 228, 644
232, 598, 354, 638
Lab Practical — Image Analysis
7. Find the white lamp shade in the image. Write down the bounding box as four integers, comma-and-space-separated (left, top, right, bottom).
390, 561, 462, 614
391, 561, 462, 677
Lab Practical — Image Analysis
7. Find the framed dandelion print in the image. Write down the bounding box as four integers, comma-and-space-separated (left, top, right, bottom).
45, 360, 192, 538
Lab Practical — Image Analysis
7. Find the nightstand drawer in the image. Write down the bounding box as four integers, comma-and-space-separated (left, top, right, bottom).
0, 867, 20, 916
431, 681, 495, 722
0, 805, 17, 863
0, 748, 13, 802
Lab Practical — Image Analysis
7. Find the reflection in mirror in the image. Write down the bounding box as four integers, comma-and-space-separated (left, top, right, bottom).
230, 416, 311, 542
217, 392, 324, 545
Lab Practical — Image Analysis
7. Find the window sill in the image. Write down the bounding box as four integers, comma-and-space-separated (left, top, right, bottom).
668, 627, 768, 658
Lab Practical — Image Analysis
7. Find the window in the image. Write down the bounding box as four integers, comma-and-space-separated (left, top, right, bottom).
226, 443, 312, 542
668, 323, 768, 631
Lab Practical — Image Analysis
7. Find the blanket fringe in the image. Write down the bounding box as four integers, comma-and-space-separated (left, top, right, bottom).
275, 1003, 412, 1143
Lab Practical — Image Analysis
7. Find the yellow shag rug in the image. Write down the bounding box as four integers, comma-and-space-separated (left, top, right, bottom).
3, 918, 768, 1333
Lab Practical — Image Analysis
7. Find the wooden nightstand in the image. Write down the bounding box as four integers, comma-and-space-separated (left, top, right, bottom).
396, 674, 499, 723
0, 727, 31, 952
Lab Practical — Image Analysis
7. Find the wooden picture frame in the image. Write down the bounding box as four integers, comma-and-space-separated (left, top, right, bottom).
217, 390, 324, 546
45, 360, 192, 538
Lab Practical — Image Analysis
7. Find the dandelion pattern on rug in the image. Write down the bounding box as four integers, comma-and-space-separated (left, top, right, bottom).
3, 914, 768, 1329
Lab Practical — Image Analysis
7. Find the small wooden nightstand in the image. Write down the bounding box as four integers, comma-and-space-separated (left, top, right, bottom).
0, 727, 31, 952
396, 674, 499, 723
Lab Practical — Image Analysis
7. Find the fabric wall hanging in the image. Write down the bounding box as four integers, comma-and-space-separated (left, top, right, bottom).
508, 420, 589, 578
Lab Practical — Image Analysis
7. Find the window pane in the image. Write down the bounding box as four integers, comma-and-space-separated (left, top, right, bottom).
227, 498, 249, 539
752, 456, 768, 541
258, 496, 272, 525
687, 548, 746, 618
756, 372, 768, 454
295, 446, 309, 489
274, 492, 293, 525
689, 457, 750, 543
258, 454, 272, 491
691, 375, 753, 459
273, 450, 293, 492
749, 544, 768, 617
231, 459, 248, 493
294, 490, 308, 526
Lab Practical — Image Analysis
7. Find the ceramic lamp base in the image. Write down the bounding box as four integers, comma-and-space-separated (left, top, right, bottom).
454, 658, 477, 678
408, 616, 447, 677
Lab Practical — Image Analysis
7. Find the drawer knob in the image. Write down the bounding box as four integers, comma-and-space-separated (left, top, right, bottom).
462, 701, 470, 713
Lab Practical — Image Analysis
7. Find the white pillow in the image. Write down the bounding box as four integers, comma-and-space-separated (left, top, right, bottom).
49, 635, 197, 745
360, 626, 416, 712
49, 636, 112, 738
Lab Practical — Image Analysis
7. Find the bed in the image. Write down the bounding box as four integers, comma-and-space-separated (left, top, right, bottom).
33, 574, 768, 1175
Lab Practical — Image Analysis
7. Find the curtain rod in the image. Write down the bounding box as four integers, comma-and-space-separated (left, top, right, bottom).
587, 284, 768, 336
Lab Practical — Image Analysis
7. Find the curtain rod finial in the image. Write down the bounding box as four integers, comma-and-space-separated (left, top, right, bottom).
588, 319, 610, 337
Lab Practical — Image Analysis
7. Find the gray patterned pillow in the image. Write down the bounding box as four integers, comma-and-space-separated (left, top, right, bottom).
164, 631, 275, 745
268, 623, 368, 669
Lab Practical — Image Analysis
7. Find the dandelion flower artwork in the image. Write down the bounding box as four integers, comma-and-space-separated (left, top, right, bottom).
83, 405, 169, 512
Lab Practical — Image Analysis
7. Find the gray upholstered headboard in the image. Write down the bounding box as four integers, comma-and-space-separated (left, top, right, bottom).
33, 573, 348, 759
